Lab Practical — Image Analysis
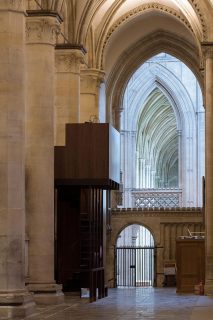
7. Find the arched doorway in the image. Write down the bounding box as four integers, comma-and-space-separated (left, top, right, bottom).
116, 224, 155, 287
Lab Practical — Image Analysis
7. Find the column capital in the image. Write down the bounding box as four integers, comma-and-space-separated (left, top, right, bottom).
81, 68, 105, 85
114, 107, 123, 115
201, 42, 213, 59
177, 129, 182, 136
80, 68, 105, 99
0, 0, 25, 11
113, 107, 123, 130
55, 47, 85, 73
80, 68, 106, 123
26, 15, 60, 46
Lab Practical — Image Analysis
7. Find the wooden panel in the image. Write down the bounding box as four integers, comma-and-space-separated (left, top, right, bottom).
176, 239, 205, 293
55, 123, 120, 188
65, 124, 108, 180
80, 187, 106, 302
55, 187, 81, 291
55, 185, 108, 300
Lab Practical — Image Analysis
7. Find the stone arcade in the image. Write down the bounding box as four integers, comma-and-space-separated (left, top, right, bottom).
0, 0, 213, 319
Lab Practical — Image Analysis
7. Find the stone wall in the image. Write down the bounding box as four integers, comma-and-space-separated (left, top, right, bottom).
107, 207, 204, 287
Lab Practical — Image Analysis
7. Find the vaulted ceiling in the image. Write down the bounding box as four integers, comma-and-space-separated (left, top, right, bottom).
136, 88, 178, 187
27, 0, 213, 75
28, 0, 209, 129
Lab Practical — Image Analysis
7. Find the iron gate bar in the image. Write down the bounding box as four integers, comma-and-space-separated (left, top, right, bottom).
116, 247, 155, 287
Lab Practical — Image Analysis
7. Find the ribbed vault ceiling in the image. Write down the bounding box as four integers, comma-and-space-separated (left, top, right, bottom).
137, 88, 178, 187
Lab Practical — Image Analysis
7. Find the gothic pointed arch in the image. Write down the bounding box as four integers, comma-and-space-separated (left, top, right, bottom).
106, 31, 203, 129
97, 2, 203, 70
120, 53, 204, 208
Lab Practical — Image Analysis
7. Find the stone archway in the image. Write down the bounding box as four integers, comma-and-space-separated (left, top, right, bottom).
119, 54, 204, 208
116, 224, 155, 287
106, 207, 204, 288
105, 31, 202, 129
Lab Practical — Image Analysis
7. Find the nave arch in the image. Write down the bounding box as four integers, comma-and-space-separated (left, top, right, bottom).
3, 2, 213, 317
118, 55, 204, 207
105, 31, 202, 129
33, 0, 213, 300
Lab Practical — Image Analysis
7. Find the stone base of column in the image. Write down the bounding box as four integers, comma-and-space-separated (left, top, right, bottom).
27, 283, 64, 305
204, 280, 213, 295
0, 290, 35, 319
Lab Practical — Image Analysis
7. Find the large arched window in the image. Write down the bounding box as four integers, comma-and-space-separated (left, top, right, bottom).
120, 53, 204, 208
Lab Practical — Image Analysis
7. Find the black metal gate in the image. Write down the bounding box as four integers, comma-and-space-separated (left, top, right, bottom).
116, 247, 155, 287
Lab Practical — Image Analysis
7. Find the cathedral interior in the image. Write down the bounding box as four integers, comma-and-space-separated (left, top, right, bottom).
1, 0, 213, 319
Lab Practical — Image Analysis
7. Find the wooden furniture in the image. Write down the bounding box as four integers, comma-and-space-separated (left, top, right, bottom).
54, 123, 120, 302
176, 238, 205, 293
55, 123, 120, 188
163, 262, 176, 287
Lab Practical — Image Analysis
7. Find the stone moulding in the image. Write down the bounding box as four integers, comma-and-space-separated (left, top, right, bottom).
26, 10, 63, 23
111, 207, 203, 217
55, 43, 87, 54
188, 0, 207, 40
98, 2, 203, 69
0, 290, 35, 318
105, 30, 202, 130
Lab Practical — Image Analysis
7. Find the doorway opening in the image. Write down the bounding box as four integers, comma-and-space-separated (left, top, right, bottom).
116, 224, 155, 287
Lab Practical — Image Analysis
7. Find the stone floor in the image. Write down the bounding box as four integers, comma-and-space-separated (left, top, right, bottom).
24, 288, 213, 320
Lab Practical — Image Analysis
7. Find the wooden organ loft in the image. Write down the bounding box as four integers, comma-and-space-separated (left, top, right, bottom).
54, 123, 120, 302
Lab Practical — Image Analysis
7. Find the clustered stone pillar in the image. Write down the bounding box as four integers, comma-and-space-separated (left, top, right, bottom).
80, 69, 105, 123
25, 12, 64, 304
55, 45, 85, 145
177, 129, 182, 204
0, 1, 35, 318
203, 44, 213, 295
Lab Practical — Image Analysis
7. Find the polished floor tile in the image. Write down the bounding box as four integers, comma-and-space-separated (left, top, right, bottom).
23, 288, 213, 320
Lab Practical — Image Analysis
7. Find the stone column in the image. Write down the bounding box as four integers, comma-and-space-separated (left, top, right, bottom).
151, 170, 156, 188
202, 44, 213, 295
55, 45, 85, 145
142, 159, 146, 188
131, 131, 136, 188
0, 1, 35, 318
138, 159, 142, 188
25, 12, 64, 304
196, 107, 205, 207
145, 162, 150, 188
177, 129, 182, 187
80, 69, 105, 123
